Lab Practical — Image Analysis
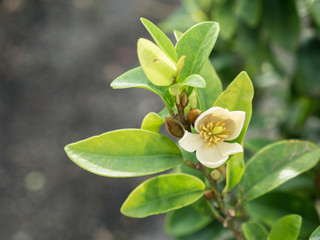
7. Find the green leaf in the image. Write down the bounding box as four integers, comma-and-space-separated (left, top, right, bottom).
65, 129, 183, 177
110, 67, 175, 108
196, 60, 223, 112
310, 226, 320, 240
165, 205, 212, 236
262, 0, 299, 50
242, 221, 268, 240
239, 140, 320, 201
169, 74, 206, 95
215, 0, 237, 40
245, 138, 274, 153
174, 30, 183, 41
245, 192, 319, 238
213, 71, 254, 191
141, 18, 178, 62
268, 214, 302, 240
176, 21, 219, 81
141, 112, 165, 132
238, 0, 262, 27
174, 222, 231, 240
120, 173, 205, 218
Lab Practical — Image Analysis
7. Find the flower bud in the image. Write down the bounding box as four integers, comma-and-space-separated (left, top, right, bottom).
165, 117, 185, 138
178, 89, 189, 108
210, 169, 221, 181
204, 190, 214, 200
137, 38, 177, 86
186, 109, 201, 124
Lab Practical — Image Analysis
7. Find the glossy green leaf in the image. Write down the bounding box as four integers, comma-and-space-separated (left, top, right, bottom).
276, 173, 316, 198
215, 0, 237, 40
262, 0, 299, 50
238, 0, 262, 27
239, 140, 320, 201
137, 38, 177, 86
245, 138, 274, 153
110, 67, 175, 108
121, 173, 205, 217
169, 74, 206, 95
141, 18, 178, 62
268, 214, 302, 240
141, 112, 164, 132
165, 205, 212, 236
242, 221, 268, 240
213, 71, 254, 191
65, 129, 183, 177
196, 60, 222, 112
310, 226, 320, 240
245, 192, 319, 238
176, 21, 219, 81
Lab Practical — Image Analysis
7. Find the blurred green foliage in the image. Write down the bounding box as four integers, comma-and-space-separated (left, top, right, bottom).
161, 0, 320, 143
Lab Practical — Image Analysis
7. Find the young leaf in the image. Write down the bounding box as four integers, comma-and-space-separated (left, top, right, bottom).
169, 74, 206, 95
165, 205, 212, 236
242, 221, 268, 240
137, 38, 177, 86
310, 226, 320, 240
65, 129, 183, 177
120, 173, 205, 218
176, 21, 219, 81
196, 59, 222, 112
110, 67, 175, 108
140, 18, 178, 62
268, 214, 302, 240
245, 192, 319, 238
213, 71, 254, 191
141, 112, 164, 132
239, 140, 320, 201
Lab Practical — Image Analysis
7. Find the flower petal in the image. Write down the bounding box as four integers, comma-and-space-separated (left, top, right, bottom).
225, 111, 245, 140
196, 144, 229, 168
195, 107, 228, 132
217, 142, 243, 157
178, 131, 203, 152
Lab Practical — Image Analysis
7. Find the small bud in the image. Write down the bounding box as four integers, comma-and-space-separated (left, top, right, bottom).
228, 209, 236, 217
179, 89, 189, 108
210, 169, 221, 181
165, 117, 185, 138
186, 109, 201, 124
137, 38, 177, 86
204, 190, 214, 200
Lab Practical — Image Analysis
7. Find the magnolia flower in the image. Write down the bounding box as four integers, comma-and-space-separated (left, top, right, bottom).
179, 107, 245, 168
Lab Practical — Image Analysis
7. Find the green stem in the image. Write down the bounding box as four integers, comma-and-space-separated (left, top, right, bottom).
198, 163, 244, 240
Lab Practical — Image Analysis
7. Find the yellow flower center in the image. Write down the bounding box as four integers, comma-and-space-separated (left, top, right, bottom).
199, 121, 230, 148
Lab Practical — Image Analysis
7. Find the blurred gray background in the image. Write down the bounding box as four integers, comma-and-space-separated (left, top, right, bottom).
0, 0, 180, 239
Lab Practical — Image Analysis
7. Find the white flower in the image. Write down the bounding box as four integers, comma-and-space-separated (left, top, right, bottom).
179, 107, 245, 168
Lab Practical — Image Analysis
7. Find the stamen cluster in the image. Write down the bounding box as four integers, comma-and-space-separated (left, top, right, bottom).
199, 121, 230, 147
